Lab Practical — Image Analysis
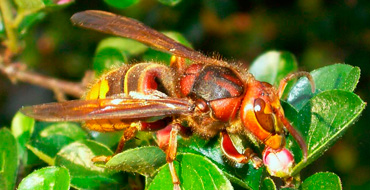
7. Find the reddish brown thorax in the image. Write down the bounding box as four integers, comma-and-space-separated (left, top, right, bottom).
180, 64, 244, 122
179, 64, 287, 150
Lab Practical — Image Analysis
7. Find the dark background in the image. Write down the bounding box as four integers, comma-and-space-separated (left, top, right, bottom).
0, 0, 369, 189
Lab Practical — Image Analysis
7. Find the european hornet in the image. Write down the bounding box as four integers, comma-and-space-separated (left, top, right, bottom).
21, 10, 315, 189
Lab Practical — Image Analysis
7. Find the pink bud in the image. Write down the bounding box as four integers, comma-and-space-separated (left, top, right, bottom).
263, 147, 295, 178
57, 0, 73, 5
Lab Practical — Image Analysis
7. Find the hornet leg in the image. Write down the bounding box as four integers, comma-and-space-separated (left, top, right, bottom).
221, 131, 263, 168
156, 123, 182, 190
91, 123, 139, 162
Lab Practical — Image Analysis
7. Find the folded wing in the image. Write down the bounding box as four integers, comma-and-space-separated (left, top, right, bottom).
21, 98, 193, 122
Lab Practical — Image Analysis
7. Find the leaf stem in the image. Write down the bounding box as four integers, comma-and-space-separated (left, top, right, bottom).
13, 11, 26, 28
0, 0, 20, 54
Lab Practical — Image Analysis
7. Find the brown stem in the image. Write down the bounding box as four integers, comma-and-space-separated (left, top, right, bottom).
0, 63, 85, 98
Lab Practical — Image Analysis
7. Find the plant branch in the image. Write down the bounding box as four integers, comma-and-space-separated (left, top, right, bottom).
0, 63, 86, 98
0, 0, 20, 54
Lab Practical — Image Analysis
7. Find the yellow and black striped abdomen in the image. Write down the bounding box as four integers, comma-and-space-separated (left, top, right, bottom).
84, 65, 131, 132
83, 63, 177, 132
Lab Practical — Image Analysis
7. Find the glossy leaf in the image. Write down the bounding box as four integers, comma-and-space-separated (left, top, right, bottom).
15, 0, 73, 12
287, 64, 360, 110
106, 146, 166, 176
143, 48, 173, 64
18, 166, 70, 190
143, 31, 192, 64
104, 0, 140, 9
0, 128, 18, 190
148, 153, 233, 190
15, 0, 45, 12
286, 90, 365, 175
301, 172, 342, 190
249, 51, 298, 86
178, 135, 263, 190
261, 177, 277, 190
281, 100, 299, 121
90, 131, 123, 149
163, 31, 193, 48
90, 130, 153, 150
158, 0, 182, 6
11, 112, 35, 164
55, 140, 120, 189
93, 37, 148, 75
93, 47, 127, 76
96, 37, 148, 56
27, 122, 88, 165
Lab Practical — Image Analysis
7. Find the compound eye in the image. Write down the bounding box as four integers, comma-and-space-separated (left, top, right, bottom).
254, 98, 275, 133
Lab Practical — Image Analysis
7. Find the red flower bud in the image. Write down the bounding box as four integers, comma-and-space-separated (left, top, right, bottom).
263, 147, 295, 178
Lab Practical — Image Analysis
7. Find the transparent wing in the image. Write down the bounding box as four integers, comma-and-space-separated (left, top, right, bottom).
21, 98, 193, 122
71, 10, 224, 65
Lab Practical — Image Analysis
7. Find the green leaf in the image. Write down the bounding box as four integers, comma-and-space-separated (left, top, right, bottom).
143, 31, 192, 64
90, 131, 154, 154
178, 135, 263, 190
143, 49, 173, 64
90, 131, 124, 149
249, 51, 298, 86
27, 122, 88, 165
261, 177, 277, 190
93, 37, 149, 76
106, 146, 166, 176
96, 37, 148, 56
0, 128, 18, 190
302, 172, 342, 190
281, 100, 299, 121
15, 0, 45, 12
162, 31, 193, 48
93, 47, 127, 76
148, 153, 233, 190
15, 0, 73, 12
15, 0, 72, 37
18, 12, 46, 37
43, 0, 74, 6
158, 0, 182, 6
55, 140, 120, 189
104, 0, 140, 9
287, 90, 365, 175
18, 166, 70, 190
11, 112, 35, 164
281, 188, 296, 190
287, 64, 360, 110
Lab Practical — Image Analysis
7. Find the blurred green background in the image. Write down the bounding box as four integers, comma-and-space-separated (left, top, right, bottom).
0, 0, 369, 189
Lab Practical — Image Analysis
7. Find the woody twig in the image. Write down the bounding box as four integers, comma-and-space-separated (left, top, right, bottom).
0, 63, 88, 100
